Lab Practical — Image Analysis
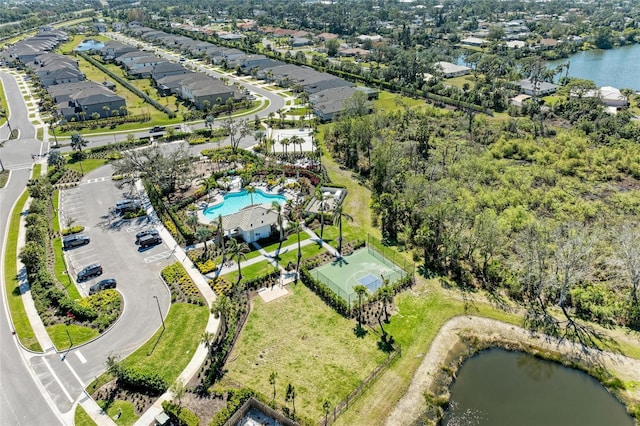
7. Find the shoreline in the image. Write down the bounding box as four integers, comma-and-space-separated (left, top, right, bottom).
384, 315, 640, 425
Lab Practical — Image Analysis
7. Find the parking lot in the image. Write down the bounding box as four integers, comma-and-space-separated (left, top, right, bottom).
57, 166, 173, 368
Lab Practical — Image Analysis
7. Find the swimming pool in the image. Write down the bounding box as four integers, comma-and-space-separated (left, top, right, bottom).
203, 189, 287, 219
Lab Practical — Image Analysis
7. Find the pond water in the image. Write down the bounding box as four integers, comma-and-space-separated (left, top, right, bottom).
547, 44, 640, 91
74, 39, 105, 51
203, 189, 287, 219
443, 348, 633, 426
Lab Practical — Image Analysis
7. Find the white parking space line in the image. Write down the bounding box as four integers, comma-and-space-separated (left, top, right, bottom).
42, 358, 73, 403
83, 177, 109, 185
144, 251, 172, 263
75, 351, 87, 364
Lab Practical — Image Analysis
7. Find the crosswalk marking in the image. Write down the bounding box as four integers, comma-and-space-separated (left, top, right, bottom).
75, 351, 87, 364
42, 358, 73, 403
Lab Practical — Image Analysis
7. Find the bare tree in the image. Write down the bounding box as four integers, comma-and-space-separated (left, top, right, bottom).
221, 117, 251, 153
611, 222, 640, 302
112, 143, 195, 195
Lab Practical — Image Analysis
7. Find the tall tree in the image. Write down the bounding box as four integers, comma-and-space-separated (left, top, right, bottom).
70, 132, 88, 175
353, 284, 368, 330
333, 204, 353, 257
285, 383, 296, 419
314, 186, 330, 241
271, 201, 285, 254
227, 237, 250, 284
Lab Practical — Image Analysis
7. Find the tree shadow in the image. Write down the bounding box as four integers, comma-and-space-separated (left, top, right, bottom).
353, 325, 367, 338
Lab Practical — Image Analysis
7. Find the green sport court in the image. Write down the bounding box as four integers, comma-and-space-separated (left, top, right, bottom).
310, 247, 407, 306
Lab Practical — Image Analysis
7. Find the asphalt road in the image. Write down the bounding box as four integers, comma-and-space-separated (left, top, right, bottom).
0, 70, 63, 425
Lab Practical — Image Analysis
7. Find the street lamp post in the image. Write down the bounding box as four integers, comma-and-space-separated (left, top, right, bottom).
153, 295, 165, 331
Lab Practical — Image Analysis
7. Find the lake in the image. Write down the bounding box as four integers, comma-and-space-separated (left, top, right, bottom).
548, 44, 640, 91
443, 348, 633, 426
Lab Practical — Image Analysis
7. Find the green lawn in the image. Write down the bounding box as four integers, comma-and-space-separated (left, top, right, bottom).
373, 91, 425, 113
87, 302, 208, 394
123, 302, 208, 383
97, 400, 138, 426
222, 259, 275, 283
74, 405, 97, 426
444, 75, 478, 89
47, 323, 99, 350
277, 240, 326, 267
3, 189, 41, 351
52, 239, 78, 299
224, 283, 388, 421
0, 77, 8, 126
65, 157, 109, 176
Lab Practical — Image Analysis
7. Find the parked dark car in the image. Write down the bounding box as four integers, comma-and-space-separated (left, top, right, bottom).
150, 126, 166, 133
63, 234, 90, 249
77, 263, 103, 281
116, 199, 141, 213
139, 234, 162, 248
89, 278, 117, 295
135, 229, 159, 243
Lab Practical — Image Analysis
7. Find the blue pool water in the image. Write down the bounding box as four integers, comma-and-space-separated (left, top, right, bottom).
74, 39, 105, 51
203, 189, 286, 219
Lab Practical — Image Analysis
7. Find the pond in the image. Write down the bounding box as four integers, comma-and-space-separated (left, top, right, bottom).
74, 39, 106, 52
547, 44, 640, 91
203, 189, 287, 219
443, 348, 633, 426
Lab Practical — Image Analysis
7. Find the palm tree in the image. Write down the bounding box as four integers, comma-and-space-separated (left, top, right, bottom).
333, 205, 353, 257
247, 185, 256, 205
314, 186, 330, 241
210, 294, 231, 334
354, 284, 368, 330
205, 114, 216, 131
271, 201, 285, 254
196, 227, 213, 255
70, 132, 88, 176
280, 137, 290, 156
380, 283, 394, 323
269, 371, 278, 402
227, 237, 250, 284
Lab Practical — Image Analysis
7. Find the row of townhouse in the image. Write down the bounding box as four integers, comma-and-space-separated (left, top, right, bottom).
1, 31, 126, 122
101, 39, 238, 110
122, 26, 377, 121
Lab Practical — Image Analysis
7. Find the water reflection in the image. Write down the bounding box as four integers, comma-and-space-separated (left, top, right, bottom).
516, 353, 554, 382
442, 348, 632, 426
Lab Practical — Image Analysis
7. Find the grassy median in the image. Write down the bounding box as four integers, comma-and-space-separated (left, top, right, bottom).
3, 189, 41, 351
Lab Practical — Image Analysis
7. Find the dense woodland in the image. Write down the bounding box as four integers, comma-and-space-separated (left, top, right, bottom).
325, 93, 640, 340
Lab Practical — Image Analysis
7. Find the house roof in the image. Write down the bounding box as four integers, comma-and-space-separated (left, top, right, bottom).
434, 61, 471, 75
220, 205, 278, 232
516, 79, 559, 93
73, 86, 124, 105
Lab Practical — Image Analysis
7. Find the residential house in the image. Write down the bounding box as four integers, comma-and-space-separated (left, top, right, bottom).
179, 75, 235, 110
310, 86, 357, 121
49, 81, 126, 121
460, 37, 488, 47
150, 62, 189, 81
516, 79, 559, 96
434, 61, 471, 78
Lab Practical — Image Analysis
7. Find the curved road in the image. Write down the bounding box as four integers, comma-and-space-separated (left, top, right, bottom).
0, 70, 62, 425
